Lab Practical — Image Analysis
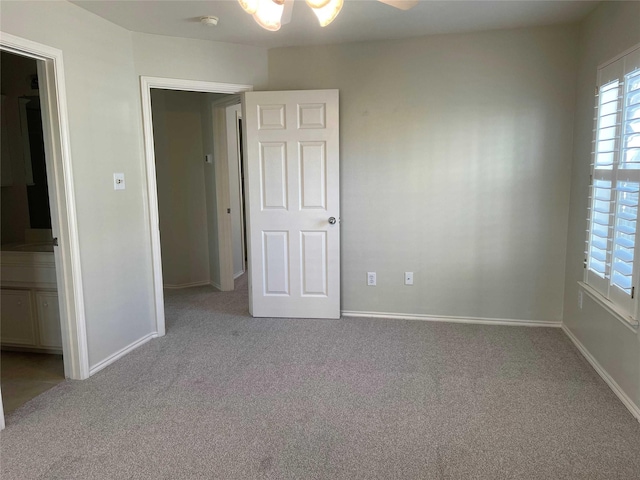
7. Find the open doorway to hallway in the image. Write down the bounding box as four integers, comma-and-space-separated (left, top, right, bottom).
150, 89, 248, 322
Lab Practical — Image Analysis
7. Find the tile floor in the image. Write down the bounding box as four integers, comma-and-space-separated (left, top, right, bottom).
1, 351, 64, 414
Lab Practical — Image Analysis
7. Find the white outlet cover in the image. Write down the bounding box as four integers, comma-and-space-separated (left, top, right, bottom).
113, 173, 125, 190
367, 272, 376, 286
405, 272, 414, 285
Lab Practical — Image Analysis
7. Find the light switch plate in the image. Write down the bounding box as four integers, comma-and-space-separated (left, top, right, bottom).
113, 173, 125, 190
405, 272, 414, 285
205, 154, 213, 164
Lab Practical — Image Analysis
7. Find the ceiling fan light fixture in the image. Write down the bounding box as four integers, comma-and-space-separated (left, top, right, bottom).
238, 0, 259, 15
308, 0, 343, 27
252, 0, 285, 31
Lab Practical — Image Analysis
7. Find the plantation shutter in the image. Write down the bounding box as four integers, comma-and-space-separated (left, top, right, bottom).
585, 46, 640, 320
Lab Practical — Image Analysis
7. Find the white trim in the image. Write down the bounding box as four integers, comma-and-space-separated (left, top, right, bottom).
0, 385, 4, 430
210, 281, 222, 291
89, 333, 157, 376
234, 270, 245, 280
578, 282, 639, 332
140, 76, 253, 339
163, 281, 211, 290
562, 325, 640, 422
341, 310, 561, 328
597, 42, 640, 70
0, 32, 89, 381
213, 103, 235, 291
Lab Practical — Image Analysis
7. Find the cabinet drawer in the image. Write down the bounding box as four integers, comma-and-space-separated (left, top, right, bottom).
35, 291, 62, 348
0, 289, 36, 345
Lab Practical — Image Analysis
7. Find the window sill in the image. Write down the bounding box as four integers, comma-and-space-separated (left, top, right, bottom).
578, 282, 640, 333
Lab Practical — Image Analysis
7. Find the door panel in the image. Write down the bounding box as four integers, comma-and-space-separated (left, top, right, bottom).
299, 142, 326, 209
244, 90, 339, 319
260, 143, 288, 209
263, 231, 290, 295
301, 231, 328, 296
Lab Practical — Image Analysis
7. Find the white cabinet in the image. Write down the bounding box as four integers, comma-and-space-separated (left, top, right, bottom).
0, 290, 36, 345
1, 252, 61, 353
35, 291, 62, 349
0, 289, 61, 352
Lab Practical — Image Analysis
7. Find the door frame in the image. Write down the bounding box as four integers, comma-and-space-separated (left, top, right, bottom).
139, 77, 252, 336
225, 103, 247, 279
0, 33, 89, 383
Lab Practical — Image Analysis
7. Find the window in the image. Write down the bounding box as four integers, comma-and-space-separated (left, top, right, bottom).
585, 45, 640, 326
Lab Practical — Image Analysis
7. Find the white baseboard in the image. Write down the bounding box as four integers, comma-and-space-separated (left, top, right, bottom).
210, 281, 222, 291
341, 310, 561, 328
89, 332, 157, 376
163, 281, 211, 290
561, 325, 640, 422
233, 270, 245, 280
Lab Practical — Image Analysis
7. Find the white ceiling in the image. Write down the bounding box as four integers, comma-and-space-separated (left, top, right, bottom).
71, 0, 600, 49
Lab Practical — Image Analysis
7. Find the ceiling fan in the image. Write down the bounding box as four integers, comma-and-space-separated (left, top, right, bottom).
238, 0, 419, 31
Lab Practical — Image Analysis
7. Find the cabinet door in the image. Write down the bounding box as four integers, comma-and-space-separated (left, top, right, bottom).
0, 290, 36, 345
35, 291, 62, 348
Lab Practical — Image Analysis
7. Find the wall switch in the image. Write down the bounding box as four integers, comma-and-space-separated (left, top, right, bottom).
205, 154, 213, 164
367, 272, 376, 286
405, 272, 414, 285
113, 173, 125, 190
578, 290, 583, 309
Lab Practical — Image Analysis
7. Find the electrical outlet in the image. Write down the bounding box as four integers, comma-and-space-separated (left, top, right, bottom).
405, 272, 414, 285
578, 290, 583, 309
367, 272, 376, 286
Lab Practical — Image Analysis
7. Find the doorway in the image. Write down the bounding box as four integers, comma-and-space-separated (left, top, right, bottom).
0, 51, 65, 415
0, 32, 89, 429
141, 77, 252, 336
150, 89, 246, 292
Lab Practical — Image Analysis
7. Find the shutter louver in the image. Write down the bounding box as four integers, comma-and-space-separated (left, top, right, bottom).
584, 47, 640, 326
611, 69, 640, 297
586, 80, 621, 295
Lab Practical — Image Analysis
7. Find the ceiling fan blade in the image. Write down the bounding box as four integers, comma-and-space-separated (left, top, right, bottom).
378, 0, 419, 10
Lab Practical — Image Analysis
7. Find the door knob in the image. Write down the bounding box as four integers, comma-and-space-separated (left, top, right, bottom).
328, 217, 336, 225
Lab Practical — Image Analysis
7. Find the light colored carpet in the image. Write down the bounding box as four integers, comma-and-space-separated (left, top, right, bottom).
1, 275, 639, 479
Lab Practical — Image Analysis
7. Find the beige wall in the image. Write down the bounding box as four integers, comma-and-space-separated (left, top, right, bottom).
269, 25, 578, 323
1, 0, 156, 366
1, 52, 38, 244
131, 32, 268, 89
563, 1, 640, 414
151, 89, 211, 287
0, 1, 269, 368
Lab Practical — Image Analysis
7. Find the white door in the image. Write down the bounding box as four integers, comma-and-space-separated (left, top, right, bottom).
243, 90, 340, 319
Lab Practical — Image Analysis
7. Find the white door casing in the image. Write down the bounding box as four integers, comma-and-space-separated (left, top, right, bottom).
226, 103, 246, 278
243, 90, 340, 319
